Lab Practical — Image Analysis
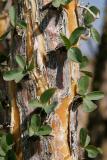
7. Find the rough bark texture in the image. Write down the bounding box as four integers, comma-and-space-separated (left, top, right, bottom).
9, 0, 81, 160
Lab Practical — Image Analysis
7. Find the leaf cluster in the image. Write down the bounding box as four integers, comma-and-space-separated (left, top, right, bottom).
0, 132, 16, 160
3, 55, 34, 83
9, 6, 27, 28
0, 5, 27, 41
80, 128, 103, 158
77, 75, 104, 112
28, 88, 57, 137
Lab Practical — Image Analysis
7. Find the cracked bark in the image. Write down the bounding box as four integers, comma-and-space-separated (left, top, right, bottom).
9, 0, 82, 159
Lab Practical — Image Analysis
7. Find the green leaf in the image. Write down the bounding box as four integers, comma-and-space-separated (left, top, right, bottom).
28, 126, 35, 137
90, 28, 100, 43
9, 6, 16, 27
37, 125, 52, 136
3, 69, 24, 83
67, 47, 82, 63
84, 6, 100, 26
40, 88, 56, 104
30, 115, 41, 131
69, 27, 86, 46
90, 6, 100, 15
0, 156, 5, 160
52, 0, 72, 7
80, 56, 89, 69
16, 20, 27, 29
82, 98, 97, 112
61, 0, 72, 5
60, 33, 71, 49
81, 70, 93, 77
85, 145, 101, 158
97, 147, 103, 154
28, 99, 43, 109
1, 135, 11, 153
44, 102, 57, 114
0, 146, 6, 157
6, 133, 13, 146
78, 76, 89, 95
15, 55, 26, 69
80, 128, 90, 147
52, 0, 61, 7
0, 132, 5, 137
86, 91, 104, 100
14, 73, 26, 83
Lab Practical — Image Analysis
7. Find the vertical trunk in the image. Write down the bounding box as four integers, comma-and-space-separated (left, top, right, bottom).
10, 0, 81, 159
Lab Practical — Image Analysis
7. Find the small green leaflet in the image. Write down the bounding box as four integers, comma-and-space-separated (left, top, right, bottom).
28, 99, 43, 109
78, 76, 89, 95
85, 145, 102, 158
40, 88, 56, 104
0, 135, 12, 153
67, 47, 82, 63
61, 27, 86, 49
0, 156, 5, 160
0, 146, 6, 157
90, 28, 100, 43
52, 0, 72, 8
44, 102, 57, 114
28, 99, 57, 114
28, 126, 35, 137
80, 128, 90, 147
3, 55, 34, 83
80, 70, 93, 78
16, 20, 27, 29
80, 128, 102, 159
15, 55, 26, 69
30, 115, 41, 131
37, 125, 52, 136
69, 27, 86, 46
3, 69, 25, 83
86, 91, 104, 100
82, 98, 97, 112
84, 6, 100, 26
9, 6, 16, 27
60, 33, 71, 49
29, 115, 52, 136
80, 56, 89, 69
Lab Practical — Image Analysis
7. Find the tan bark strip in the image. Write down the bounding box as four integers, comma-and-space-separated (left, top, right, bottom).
9, 81, 23, 160
26, 11, 34, 61
50, 0, 79, 160
24, 0, 48, 96
0, 13, 10, 37
51, 82, 77, 160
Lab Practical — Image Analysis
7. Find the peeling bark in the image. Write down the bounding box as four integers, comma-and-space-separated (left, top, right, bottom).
9, 0, 81, 159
